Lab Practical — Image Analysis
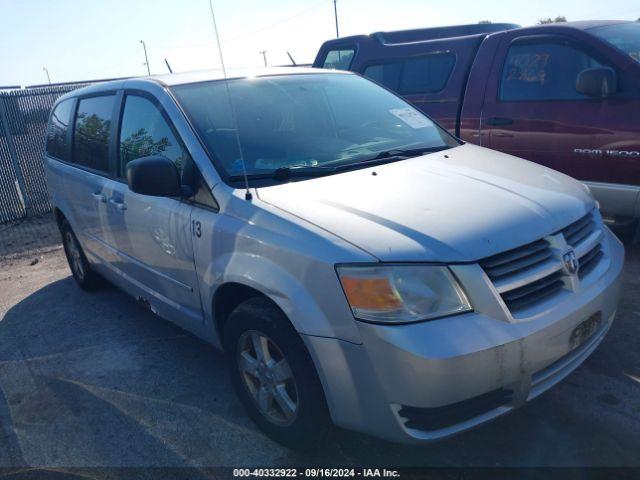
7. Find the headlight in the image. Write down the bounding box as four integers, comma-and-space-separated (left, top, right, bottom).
336, 265, 472, 324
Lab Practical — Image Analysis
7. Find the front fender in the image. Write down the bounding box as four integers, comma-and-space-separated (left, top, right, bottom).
202, 251, 363, 346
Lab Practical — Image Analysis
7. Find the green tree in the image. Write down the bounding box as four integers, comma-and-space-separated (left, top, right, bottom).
538, 16, 567, 24
75, 113, 110, 146
120, 127, 170, 163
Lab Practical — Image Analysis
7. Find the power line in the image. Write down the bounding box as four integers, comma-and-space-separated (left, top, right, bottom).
148, 0, 330, 50
225, 0, 329, 42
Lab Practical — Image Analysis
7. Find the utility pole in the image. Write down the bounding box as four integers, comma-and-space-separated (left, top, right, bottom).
42, 67, 51, 84
259, 50, 268, 67
333, 0, 339, 38
140, 40, 151, 75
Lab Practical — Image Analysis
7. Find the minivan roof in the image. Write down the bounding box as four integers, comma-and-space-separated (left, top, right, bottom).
150, 66, 341, 86
59, 66, 345, 100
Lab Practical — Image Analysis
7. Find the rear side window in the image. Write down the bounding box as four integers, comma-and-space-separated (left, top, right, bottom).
118, 95, 190, 175
46, 99, 74, 160
363, 53, 456, 94
322, 49, 355, 70
500, 41, 604, 101
591, 23, 640, 64
363, 63, 402, 91
73, 95, 115, 172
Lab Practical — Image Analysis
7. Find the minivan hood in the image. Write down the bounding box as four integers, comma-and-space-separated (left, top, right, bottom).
256, 144, 595, 262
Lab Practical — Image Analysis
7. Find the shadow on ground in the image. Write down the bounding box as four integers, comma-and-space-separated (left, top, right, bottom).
0, 248, 639, 468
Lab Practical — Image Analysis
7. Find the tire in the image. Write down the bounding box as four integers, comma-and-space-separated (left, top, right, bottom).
60, 219, 102, 291
224, 297, 331, 449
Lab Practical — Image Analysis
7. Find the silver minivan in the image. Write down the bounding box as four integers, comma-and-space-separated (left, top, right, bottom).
45, 67, 624, 448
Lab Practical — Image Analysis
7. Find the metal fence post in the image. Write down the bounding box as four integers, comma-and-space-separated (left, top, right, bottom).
0, 94, 32, 217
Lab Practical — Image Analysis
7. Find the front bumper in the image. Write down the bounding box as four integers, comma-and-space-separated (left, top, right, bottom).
303, 228, 624, 444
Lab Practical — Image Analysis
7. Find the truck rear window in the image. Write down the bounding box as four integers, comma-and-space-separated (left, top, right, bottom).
591, 23, 640, 64
363, 53, 455, 94
322, 49, 355, 70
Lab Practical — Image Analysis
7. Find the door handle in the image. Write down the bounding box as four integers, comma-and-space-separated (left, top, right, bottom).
108, 198, 127, 211
92, 192, 107, 203
485, 117, 514, 126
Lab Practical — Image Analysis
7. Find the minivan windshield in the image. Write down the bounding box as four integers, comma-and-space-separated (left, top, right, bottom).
591, 23, 640, 64
172, 73, 459, 184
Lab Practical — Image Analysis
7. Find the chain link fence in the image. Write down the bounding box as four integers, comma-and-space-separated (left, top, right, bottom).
0, 80, 126, 224
0, 84, 88, 223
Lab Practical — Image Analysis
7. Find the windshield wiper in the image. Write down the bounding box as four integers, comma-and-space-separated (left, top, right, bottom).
329, 145, 452, 171
371, 145, 451, 160
227, 165, 336, 183
227, 146, 453, 184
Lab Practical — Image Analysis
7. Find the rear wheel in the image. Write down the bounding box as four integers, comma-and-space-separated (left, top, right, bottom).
224, 297, 330, 449
60, 220, 102, 291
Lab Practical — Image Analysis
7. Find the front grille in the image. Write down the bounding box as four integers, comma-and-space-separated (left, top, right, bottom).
479, 211, 605, 316
479, 238, 552, 281
560, 213, 596, 247
500, 270, 564, 312
398, 388, 513, 431
579, 244, 603, 279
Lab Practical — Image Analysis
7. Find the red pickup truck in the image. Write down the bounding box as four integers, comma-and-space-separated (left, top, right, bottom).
314, 21, 640, 228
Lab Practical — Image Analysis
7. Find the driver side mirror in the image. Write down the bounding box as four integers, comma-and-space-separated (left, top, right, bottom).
576, 67, 617, 98
126, 156, 182, 197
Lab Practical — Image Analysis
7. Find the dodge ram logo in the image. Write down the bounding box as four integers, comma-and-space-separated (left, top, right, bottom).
562, 250, 579, 275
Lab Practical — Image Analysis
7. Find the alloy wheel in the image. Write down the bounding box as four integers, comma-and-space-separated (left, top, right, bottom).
65, 231, 84, 280
237, 330, 299, 426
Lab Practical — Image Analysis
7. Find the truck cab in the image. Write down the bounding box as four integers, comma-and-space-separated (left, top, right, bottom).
314, 21, 640, 225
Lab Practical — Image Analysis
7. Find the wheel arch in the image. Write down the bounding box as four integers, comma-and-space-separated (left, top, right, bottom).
212, 282, 279, 345
52, 206, 68, 227
203, 252, 362, 347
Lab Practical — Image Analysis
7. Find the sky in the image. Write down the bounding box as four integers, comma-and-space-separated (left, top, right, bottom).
1, 0, 639, 87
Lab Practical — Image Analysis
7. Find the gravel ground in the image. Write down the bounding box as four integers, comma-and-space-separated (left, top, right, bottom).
0, 215, 639, 471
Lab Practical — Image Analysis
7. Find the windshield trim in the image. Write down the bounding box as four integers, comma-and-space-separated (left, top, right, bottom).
169, 72, 462, 188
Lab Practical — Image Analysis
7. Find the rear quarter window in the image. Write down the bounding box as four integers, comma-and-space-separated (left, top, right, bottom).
46, 99, 74, 161
363, 53, 456, 94
322, 49, 355, 70
72, 95, 116, 173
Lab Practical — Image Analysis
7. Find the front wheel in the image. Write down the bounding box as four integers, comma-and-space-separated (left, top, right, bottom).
224, 297, 331, 449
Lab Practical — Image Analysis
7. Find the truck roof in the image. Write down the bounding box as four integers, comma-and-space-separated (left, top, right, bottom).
317, 20, 634, 49
534, 20, 632, 30
320, 23, 520, 47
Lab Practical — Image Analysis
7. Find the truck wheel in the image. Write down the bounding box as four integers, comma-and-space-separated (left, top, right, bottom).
60, 220, 102, 291
224, 297, 331, 449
